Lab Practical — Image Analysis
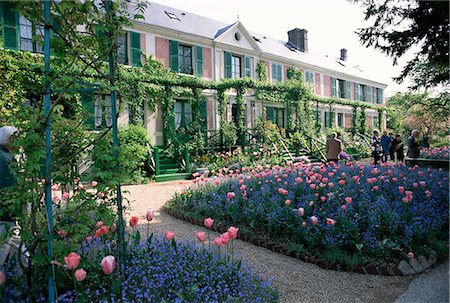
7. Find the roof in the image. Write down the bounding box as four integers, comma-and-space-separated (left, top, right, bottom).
130, 1, 386, 86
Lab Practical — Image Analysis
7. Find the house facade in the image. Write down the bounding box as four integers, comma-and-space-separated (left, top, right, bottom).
1, 1, 386, 146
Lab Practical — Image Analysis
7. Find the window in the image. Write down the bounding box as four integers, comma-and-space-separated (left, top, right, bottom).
174, 101, 192, 129
266, 106, 285, 128
94, 95, 112, 129
117, 33, 128, 64
130, 31, 141, 66
271, 63, 282, 82
178, 44, 193, 74
232, 55, 241, 79
19, 15, 33, 51
165, 11, 180, 21
337, 113, 343, 127
170, 41, 203, 75
372, 116, 379, 128
324, 112, 333, 128
332, 78, 350, 99
305, 71, 314, 84
374, 88, 383, 104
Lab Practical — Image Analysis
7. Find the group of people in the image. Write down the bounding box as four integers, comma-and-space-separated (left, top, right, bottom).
370, 130, 405, 165
325, 129, 423, 166
371, 129, 423, 165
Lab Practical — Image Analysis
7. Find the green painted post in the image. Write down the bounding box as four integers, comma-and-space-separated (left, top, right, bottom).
184, 146, 190, 171
155, 147, 160, 175
106, 0, 126, 277
43, 0, 55, 301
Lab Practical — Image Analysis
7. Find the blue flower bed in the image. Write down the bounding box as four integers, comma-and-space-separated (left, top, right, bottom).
420, 146, 449, 160
2, 237, 278, 303
167, 163, 449, 265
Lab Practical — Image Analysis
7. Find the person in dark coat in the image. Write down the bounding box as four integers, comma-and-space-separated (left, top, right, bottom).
407, 129, 421, 158
389, 132, 395, 161
380, 130, 392, 163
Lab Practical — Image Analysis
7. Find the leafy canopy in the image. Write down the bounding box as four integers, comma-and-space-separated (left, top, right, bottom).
353, 0, 449, 90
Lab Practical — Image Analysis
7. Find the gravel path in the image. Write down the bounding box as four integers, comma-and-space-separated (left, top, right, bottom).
122, 181, 413, 303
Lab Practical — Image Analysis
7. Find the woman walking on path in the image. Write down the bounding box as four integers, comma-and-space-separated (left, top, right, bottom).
371, 130, 383, 165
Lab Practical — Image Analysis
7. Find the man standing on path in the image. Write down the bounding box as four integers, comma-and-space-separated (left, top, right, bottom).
407, 129, 421, 159
381, 130, 392, 163
325, 132, 343, 163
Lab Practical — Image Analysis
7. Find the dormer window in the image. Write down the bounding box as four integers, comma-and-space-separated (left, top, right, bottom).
165, 11, 180, 21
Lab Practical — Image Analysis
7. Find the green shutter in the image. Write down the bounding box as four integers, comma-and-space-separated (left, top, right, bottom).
331, 77, 337, 97
266, 106, 274, 122
130, 31, 141, 66
345, 81, 351, 99
169, 40, 179, 72
81, 91, 94, 128
244, 56, 251, 77
195, 45, 203, 76
224, 51, 232, 78
278, 65, 283, 81
365, 86, 371, 102
378, 88, 383, 104
338, 113, 343, 127
2, 3, 19, 50
199, 98, 208, 136
354, 82, 359, 101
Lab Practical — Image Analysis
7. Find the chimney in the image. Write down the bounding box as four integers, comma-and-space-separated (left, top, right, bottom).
340, 48, 347, 61
288, 28, 308, 52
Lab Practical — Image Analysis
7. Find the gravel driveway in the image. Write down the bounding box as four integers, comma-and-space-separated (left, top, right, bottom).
122, 181, 414, 303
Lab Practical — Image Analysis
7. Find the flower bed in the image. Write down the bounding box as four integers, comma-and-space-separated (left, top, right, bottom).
166, 163, 449, 269
2, 236, 278, 303
420, 146, 449, 160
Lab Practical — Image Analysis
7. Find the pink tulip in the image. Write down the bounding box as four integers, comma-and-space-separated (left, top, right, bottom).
227, 192, 236, 199
164, 230, 175, 241
425, 190, 432, 198
419, 181, 426, 187
402, 197, 410, 203
309, 201, 314, 206
220, 232, 230, 245
64, 252, 81, 270
204, 218, 214, 229
101, 255, 115, 275
196, 231, 207, 242
405, 191, 413, 196
74, 269, 86, 282
53, 196, 60, 204
57, 229, 67, 239
338, 180, 346, 186
341, 205, 347, 211
326, 218, 336, 226
146, 210, 154, 222
345, 197, 352, 204
298, 208, 305, 216
227, 226, 239, 240
407, 252, 414, 259
310, 216, 318, 225
62, 192, 70, 200
129, 216, 139, 227
86, 236, 93, 242
372, 186, 379, 191
96, 221, 104, 228
92, 181, 98, 187
320, 196, 326, 202
285, 199, 291, 205
213, 237, 223, 246
413, 182, 418, 188
328, 182, 334, 188
0, 271, 5, 286
398, 186, 405, 194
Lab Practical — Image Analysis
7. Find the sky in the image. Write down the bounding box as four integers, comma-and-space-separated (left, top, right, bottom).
148, 0, 415, 97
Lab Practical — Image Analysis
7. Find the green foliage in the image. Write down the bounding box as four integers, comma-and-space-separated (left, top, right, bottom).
220, 122, 238, 147
286, 67, 304, 82
91, 125, 151, 185
354, 0, 449, 90
255, 60, 268, 81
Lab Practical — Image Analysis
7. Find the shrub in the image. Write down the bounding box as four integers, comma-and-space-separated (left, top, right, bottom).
91, 125, 151, 184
